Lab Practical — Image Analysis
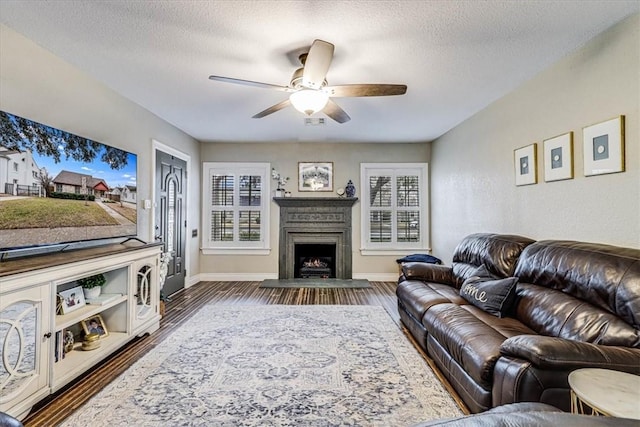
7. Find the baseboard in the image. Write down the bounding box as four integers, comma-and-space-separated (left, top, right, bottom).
353, 273, 399, 281
195, 272, 279, 282
188, 272, 397, 283
185, 274, 202, 288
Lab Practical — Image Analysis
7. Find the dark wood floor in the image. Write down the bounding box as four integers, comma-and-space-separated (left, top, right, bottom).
23, 280, 465, 426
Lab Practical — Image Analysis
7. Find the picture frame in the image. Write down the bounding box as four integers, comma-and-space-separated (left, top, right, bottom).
81, 314, 109, 338
298, 162, 334, 192
58, 286, 86, 314
514, 143, 537, 186
543, 132, 573, 182
583, 116, 625, 176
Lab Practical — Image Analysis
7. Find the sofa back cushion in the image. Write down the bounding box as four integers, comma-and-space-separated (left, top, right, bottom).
452, 233, 535, 286
515, 284, 640, 347
514, 240, 640, 332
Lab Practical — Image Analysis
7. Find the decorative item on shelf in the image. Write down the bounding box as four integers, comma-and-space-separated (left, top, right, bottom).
81, 314, 109, 338
58, 286, 86, 314
63, 330, 75, 354
336, 187, 345, 197
56, 294, 63, 315
78, 273, 106, 300
159, 251, 172, 310
284, 191, 292, 197
271, 167, 290, 197
81, 332, 101, 351
345, 180, 356, 197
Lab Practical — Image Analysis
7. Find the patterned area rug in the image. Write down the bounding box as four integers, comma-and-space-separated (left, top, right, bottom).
61, 305, 462, 426
259, 279, 372, 288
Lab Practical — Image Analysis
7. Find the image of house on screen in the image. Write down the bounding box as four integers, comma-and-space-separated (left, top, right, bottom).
52, 170, 110, 198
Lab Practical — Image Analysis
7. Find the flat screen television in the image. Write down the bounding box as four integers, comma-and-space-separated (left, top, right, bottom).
0, 111, 138, 259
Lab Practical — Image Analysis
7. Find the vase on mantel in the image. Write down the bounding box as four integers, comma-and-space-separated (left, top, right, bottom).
345, 180, 356, 198
274, 189, 285, 197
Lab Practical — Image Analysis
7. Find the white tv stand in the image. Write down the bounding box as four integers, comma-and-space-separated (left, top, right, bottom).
0, 241, 162, 420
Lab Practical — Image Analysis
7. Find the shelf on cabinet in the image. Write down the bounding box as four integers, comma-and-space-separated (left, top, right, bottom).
53, 332, 129, 388
55, 295, 128, 331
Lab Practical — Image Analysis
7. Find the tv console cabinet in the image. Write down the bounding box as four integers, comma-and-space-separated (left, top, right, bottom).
0, 241, 162, 420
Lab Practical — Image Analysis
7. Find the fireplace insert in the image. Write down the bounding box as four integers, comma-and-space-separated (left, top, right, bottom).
294, 244, 336, 278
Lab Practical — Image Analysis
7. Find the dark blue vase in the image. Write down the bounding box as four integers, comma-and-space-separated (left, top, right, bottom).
345, 180, 356, 198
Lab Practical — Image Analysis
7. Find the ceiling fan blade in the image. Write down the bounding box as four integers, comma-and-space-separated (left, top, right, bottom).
324, 84, 407, 97
252, 99, 292, 119
209, 75, 294, 92
302, 39, 334, 90
323, 99, 351, 124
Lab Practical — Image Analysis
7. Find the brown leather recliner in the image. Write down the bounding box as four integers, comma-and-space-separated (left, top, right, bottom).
397, 234, 640, 413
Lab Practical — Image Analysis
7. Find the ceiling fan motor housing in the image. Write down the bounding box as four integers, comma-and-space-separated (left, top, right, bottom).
290, 67, 327, 90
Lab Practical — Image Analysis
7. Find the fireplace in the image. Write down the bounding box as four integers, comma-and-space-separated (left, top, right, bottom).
274, 197, 358, 279
295, 243, 336, 278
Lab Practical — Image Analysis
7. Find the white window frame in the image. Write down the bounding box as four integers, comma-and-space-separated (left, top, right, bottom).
360, 163, 429, 255
201, 162, 271, 255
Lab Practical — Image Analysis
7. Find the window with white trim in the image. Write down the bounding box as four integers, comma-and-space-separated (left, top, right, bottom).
202, 162, 270, 254
360, 163, 429, 254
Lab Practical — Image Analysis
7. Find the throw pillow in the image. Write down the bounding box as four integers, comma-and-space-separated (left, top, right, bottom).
460, 265, 518, 317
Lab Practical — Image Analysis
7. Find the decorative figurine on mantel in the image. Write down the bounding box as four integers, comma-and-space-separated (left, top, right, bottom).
271, 168, 290, 197
345, 180, 356, 198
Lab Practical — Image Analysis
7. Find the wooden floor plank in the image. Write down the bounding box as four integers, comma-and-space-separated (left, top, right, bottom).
22, 280, 466, 426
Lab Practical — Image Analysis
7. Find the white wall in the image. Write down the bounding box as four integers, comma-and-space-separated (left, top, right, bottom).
0, 25, 201, 278
430, 14, 639, 262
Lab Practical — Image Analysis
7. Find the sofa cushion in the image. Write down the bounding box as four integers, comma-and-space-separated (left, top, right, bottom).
451, 234, 535, 285
423, 304, 536, 388
397, 279, 467, 323
460, 265, 518, 317
515, 283, 640, 347
514, 240, 640, 329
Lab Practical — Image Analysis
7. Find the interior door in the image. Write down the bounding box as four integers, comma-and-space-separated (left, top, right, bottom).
155, 151, 187, 297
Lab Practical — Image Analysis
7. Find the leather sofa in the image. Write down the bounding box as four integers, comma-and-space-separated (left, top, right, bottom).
412, 402, 640, 426
397, 233, 640, 413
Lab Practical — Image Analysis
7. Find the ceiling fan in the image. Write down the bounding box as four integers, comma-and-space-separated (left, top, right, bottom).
209, 39, 407, 124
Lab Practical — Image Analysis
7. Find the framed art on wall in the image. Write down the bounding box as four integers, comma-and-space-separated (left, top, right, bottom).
514, 143, 537, 186
583, 116, 625, 176
298, 162, 334, 192
543, 132, 573, 182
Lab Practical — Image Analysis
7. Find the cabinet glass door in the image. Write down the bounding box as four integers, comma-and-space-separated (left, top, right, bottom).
0, 285, 49, 411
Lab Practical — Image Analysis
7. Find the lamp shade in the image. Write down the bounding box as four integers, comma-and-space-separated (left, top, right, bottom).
289, 90, 329, 116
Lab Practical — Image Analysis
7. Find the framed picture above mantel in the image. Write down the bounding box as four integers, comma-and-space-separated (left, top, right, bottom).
298, 162, 333, 192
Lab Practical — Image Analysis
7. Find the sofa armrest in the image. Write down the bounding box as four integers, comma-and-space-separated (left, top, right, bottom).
401, 262, 455, 286
500, 335, 640, 372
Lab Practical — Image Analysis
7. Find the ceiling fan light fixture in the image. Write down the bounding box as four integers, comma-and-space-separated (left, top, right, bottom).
289, 89, 329, 116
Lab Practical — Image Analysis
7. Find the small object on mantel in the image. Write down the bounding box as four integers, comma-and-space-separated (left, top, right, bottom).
345, 180, 356, 197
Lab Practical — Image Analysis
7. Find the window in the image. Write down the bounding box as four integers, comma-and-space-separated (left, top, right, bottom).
360, 163, 429, 254
202, 162, 270, 254
13, 162, 18, 172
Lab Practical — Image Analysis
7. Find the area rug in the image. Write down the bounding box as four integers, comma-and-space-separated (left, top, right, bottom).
259, 278, 372, 289
61, 305, 462, 426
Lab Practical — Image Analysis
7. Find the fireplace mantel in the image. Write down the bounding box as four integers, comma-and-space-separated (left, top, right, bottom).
273, 197, 358, 208
274, 197, 358, 279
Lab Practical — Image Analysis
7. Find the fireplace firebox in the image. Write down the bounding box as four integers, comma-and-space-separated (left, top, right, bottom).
295, 243, 336, 278
274, 197, 358, 279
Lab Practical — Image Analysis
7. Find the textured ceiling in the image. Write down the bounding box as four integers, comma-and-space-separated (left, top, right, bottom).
0, 1, 638, 143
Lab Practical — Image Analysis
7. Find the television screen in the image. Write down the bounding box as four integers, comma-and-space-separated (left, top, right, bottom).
0, 111, 138, 255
